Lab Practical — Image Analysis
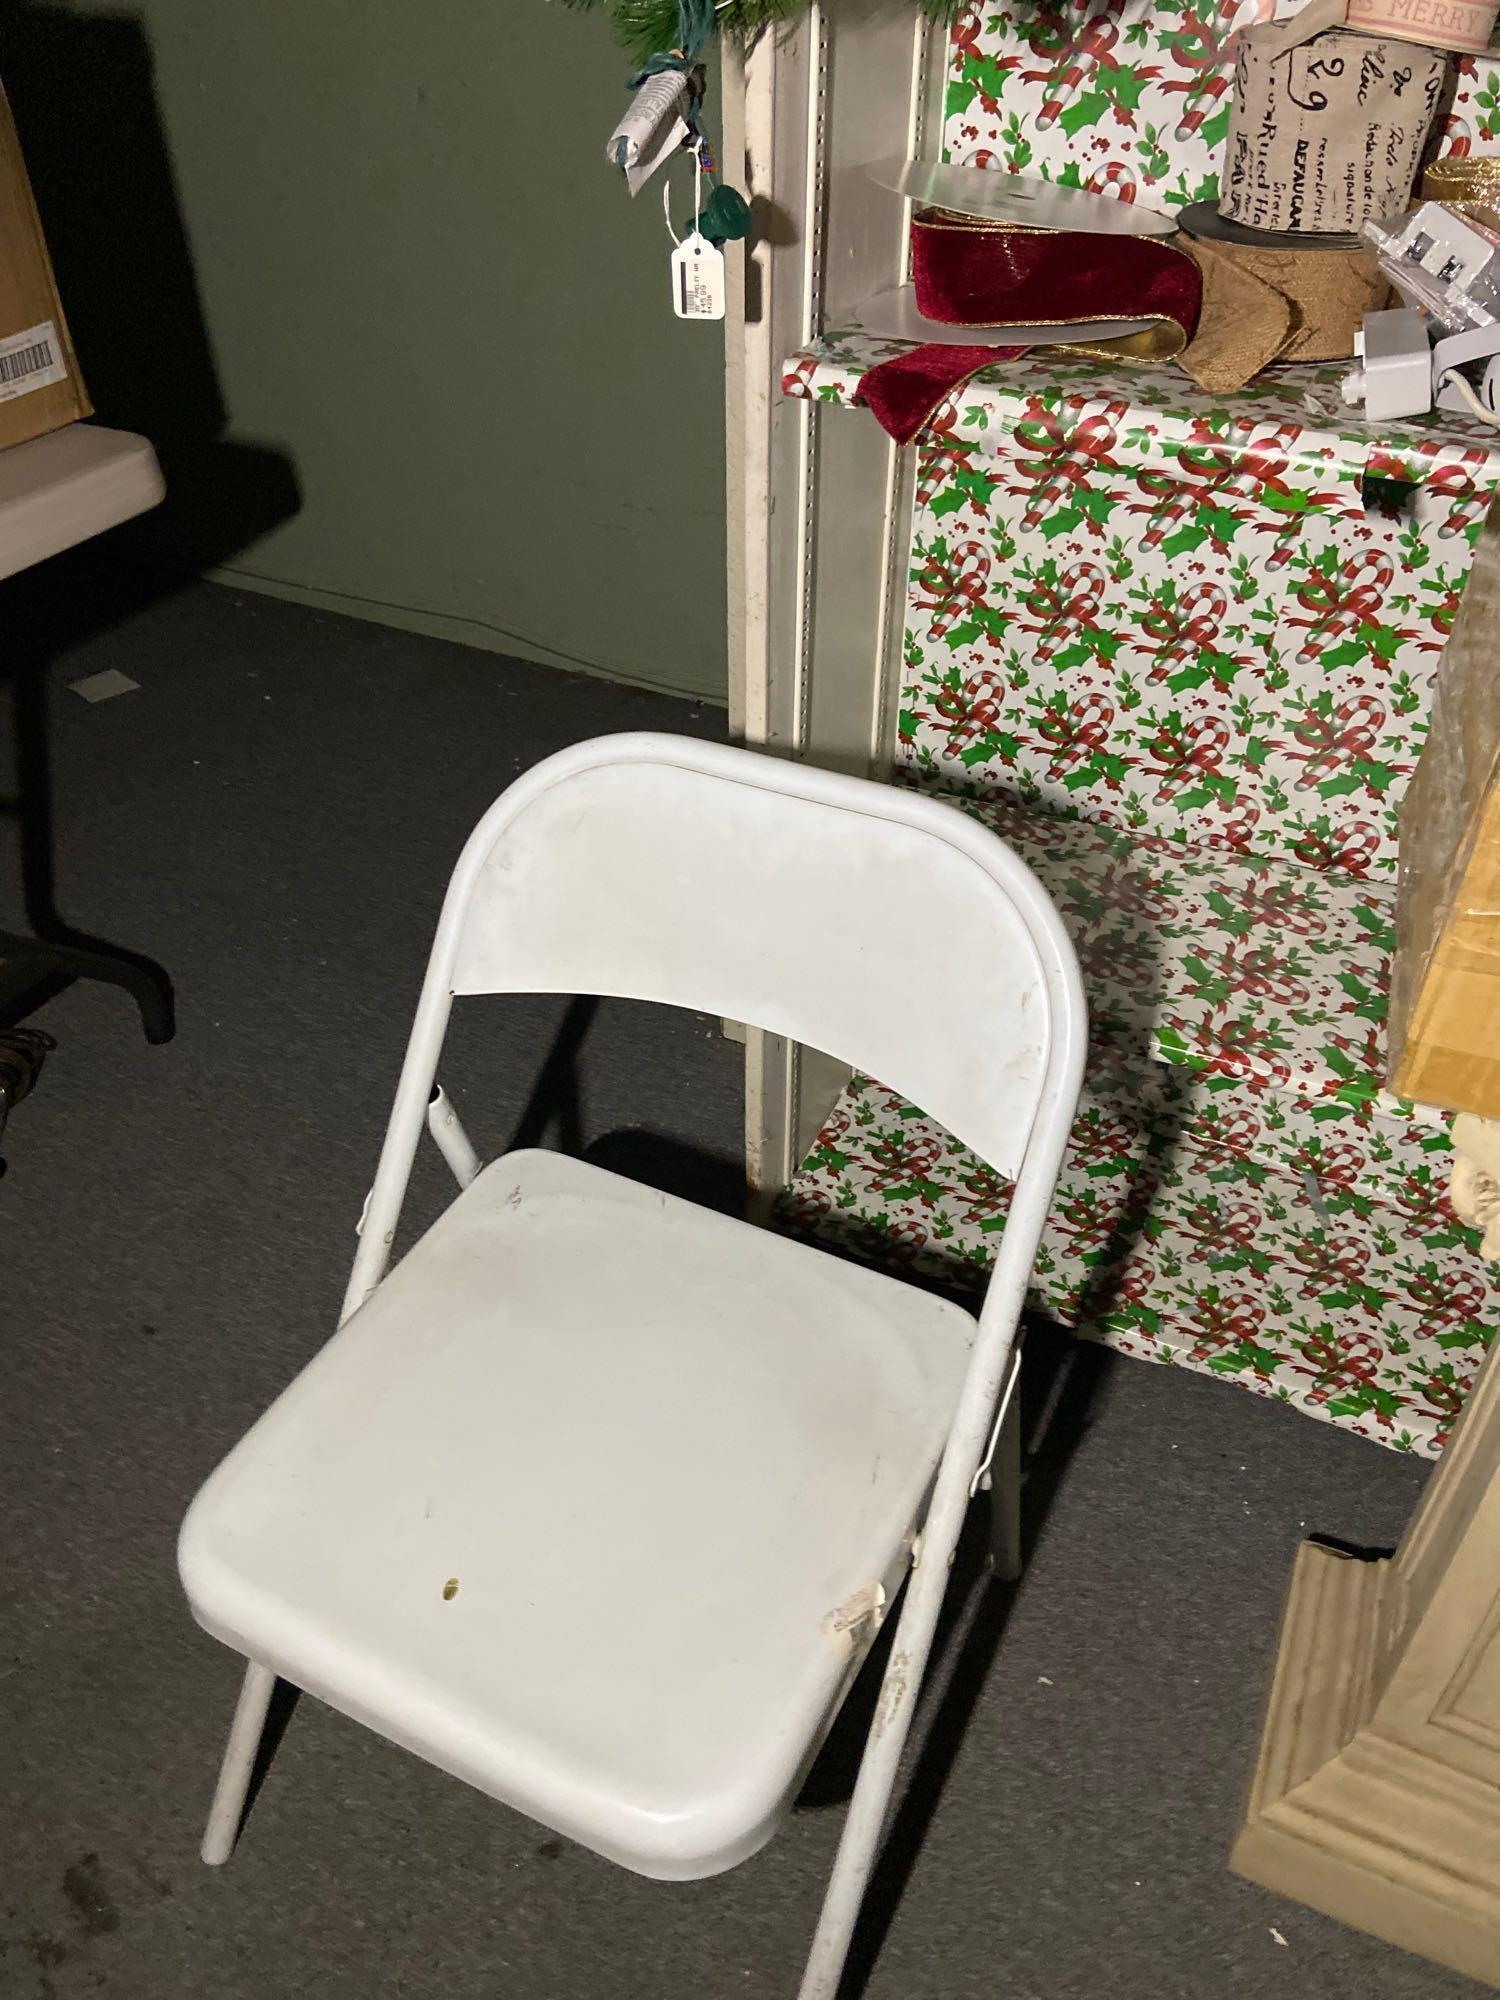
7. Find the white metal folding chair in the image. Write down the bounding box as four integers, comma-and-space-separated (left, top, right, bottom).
177, 732, 1086, 1998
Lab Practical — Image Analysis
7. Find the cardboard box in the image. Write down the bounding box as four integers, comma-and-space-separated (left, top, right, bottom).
0, 80, 88, 451
1390, 497, 1500, 1115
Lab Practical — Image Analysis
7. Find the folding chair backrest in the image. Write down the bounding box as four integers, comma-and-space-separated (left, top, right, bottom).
426, 734, 1081, 1180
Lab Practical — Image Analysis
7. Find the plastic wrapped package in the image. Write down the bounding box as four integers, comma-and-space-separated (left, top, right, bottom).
1390, 494, 1500, 1114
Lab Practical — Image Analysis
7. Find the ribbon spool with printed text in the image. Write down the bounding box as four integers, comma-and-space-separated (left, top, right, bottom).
1220, 0, 1450, 238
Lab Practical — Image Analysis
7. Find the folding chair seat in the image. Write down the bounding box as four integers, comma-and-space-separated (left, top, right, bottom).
181, 1145, 975, 1878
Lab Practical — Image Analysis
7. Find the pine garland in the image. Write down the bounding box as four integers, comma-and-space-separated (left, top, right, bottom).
565, 0, 966, 65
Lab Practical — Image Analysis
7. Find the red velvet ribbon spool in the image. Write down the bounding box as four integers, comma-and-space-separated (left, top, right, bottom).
856, 208, 1203, 445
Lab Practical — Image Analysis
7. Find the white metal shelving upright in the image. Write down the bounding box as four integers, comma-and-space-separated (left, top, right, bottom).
723, 6, 941, 1190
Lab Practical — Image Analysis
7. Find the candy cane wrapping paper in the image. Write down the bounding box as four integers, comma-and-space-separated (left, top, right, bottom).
779, 333, 1500, 1453
941, 0, 1500, 212
784, 1061, 1491, 1457
774, 4, 1500, 1453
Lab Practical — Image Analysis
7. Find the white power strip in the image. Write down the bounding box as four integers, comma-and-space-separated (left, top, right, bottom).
1366, 201, 1500, 332
1342, 306, 1500, 426
1341, 309, 1433, 422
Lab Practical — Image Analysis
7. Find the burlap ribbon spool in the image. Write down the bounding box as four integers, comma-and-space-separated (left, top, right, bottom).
1178, 220, 1393, 393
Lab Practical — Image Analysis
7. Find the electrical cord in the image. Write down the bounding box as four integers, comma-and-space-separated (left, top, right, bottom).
1438, 366, 1500, 426
220, 565, 709, 701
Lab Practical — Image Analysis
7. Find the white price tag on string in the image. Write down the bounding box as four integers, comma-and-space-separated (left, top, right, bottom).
663, 144, 725, 322
670, 231, 726, 320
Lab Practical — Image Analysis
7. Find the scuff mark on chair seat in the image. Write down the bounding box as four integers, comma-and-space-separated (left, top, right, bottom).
822, 1580, 886, 1651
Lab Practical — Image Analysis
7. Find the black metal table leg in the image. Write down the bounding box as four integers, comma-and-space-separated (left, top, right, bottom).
0, 925, 174, 1040
0, 586, 176, 1044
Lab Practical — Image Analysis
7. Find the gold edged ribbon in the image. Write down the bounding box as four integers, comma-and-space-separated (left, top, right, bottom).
907, 207, 1201, 361
1423, 154, 1500, 224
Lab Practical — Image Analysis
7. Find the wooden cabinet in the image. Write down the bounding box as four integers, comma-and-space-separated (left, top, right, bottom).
1233, 1334, 1500, 1987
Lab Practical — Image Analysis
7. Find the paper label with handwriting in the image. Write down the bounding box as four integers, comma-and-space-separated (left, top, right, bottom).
606, 71, 690, 196
1221, 0, 1449, 234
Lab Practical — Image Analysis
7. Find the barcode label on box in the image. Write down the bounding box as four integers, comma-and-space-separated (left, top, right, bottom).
0, 321, 65, 402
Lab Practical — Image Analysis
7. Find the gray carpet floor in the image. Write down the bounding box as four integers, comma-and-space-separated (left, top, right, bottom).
0, 581, 1480, 2000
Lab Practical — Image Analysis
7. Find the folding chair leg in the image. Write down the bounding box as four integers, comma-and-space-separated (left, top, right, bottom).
426, 1084, 479, 1188
988, 1387, 1023, 1583
201, 1660, 277, 1865
797, 1501, 974, 1999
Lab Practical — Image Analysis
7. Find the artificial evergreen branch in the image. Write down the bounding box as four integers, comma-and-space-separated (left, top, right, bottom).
564, 0, 968, 65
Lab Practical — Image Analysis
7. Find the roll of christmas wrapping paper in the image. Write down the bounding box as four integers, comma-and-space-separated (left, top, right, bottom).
856, 208, 1202, 445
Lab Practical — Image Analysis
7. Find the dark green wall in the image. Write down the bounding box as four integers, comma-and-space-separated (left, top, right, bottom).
11, 1, 728, 701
